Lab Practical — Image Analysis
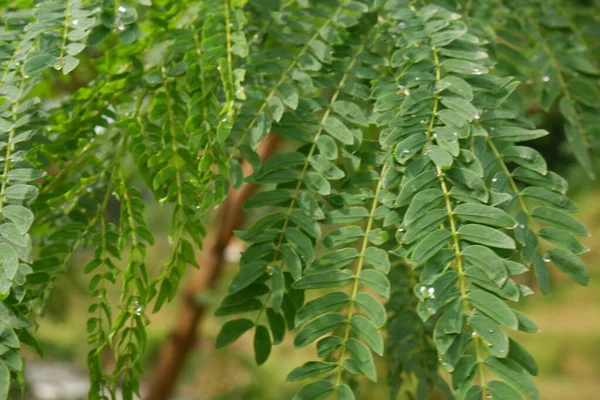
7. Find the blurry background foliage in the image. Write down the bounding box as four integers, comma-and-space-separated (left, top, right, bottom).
0, 0, 598, 399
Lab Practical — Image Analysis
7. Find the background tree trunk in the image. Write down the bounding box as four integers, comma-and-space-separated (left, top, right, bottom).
145, 133, 281, 400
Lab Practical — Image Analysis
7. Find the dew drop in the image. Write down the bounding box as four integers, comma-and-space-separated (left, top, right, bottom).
543, 255, 551, 263
542, 76, 550, 82
452, 132, 458, 136
72, 19, 79, 26
491, 177, 498, 183
397, 22, 407, 29
433, 133, 438, 138
474, 114, 480, 120
473, 68, 483, 75
487, 343, 493, 347
397, 227, 405, 233
267, 266, 275, 276
118, 5, 127, 12
488, 329, 494, 333
526, 79, 533, 85
415, 77, 420, 81
519, 224, 525, 229
118, 23, 126, 31
471, 332, 477, 337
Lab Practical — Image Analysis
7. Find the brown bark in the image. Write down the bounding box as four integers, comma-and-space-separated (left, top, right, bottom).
145, 133, 281, 400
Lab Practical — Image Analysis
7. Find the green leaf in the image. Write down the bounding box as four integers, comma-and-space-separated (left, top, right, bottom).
354, 292, 387, 328
358, 270, 390, 297
294, 381, 334, 400
484, 357, 539, 400
490, 127, 548, 142
538, 228, 588, 255
287, 361, 337, 382
508, 339, 539, 376
411, 229, 452, 266
467, 290, 518, 329
62, 55, 80, 75
441, 96, 478, 121
228, 262, 267, 294
454, 204, 516, 228
531, 207, 589, 237
215, 319, 254, 349
266, 309, 286, 345
512, 168, 568, 194
513, 309, 539, 333
521, 187, 578, 213
6, 168, 45, 182
324, 207, 368, 224
322, 116, 354, 144
285, 228, 314, 261
229, 159, 244, 190
23, 54, 56, 76
350, 315, 383, 355
441, 59, 488, 75
271, 267, 285, 312
362, 247, 390, 273
427, 145, 454, 170
546, 248, 589, 286
487, 380, 524, 400
294, 314, 345, 348
0, 362, 8, 400
254, 325, 272, 365
324, 226, 364, 248
404, 189, 443, 224
470, 315, 508, 358
502, 146, 547, 175
293, 270, 354, 290
2, 205, 34, 234
0, 243, 18, 281
458, 224, 516, 249
4, 184, 38, 200
345, 338, 377, 381
278, 84, 299, 110
295, 292, 350, 325
308, 248, 359, 273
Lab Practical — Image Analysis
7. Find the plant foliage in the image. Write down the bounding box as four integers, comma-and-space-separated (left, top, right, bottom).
0, 0, 597, 399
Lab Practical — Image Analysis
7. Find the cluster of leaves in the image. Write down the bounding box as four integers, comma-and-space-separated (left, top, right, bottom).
0, 0, 596, 399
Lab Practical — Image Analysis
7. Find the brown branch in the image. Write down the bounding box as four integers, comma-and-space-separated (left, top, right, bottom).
144, 133, 282, 400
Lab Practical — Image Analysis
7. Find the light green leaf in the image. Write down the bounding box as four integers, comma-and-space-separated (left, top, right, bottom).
2, 205, 34, 234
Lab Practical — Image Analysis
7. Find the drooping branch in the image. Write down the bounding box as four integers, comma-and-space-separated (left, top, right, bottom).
145, 132, 281, 400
